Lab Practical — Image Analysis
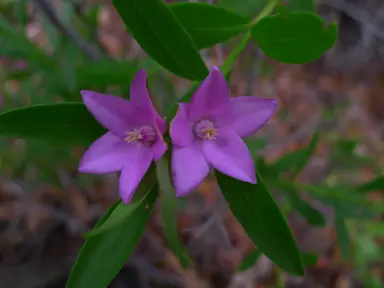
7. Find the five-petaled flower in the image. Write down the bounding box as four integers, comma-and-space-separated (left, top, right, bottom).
170, 66, 278, 197
78, 70, 167, 204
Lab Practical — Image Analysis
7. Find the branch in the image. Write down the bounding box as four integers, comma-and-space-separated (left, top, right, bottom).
31, 0, 102, 60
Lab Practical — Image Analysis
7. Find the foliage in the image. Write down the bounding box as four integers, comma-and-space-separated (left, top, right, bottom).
0, 0, 382, 287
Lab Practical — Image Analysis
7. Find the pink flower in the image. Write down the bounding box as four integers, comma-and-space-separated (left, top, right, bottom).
170, 67, 278, 197
79, 70, 167, 204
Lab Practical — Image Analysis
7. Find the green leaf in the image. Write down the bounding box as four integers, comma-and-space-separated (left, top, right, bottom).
168, 3, 249, 49
237, 249, 262, 271
245, 137, 267, 157
302, 252, 317, 266
4, 67, 33, 80
256, 157, 278, 180
77, 58, 138, 89
66, 186, 158, 288
365, 222, 384, 237
166, 32, 250, 121
251, 12, 337, 64
219, 0, 269, 18
366, 275, 383, 288
273, 181, 383, 217
356, 177, 384, 193
113, 0, 208, 81
337, 201, 379, 220
0, 103, 106, 145
285, 186, 325, 226
305, 185, 382, 217
157, 157, 191, 268
216, 171, 304, 275
15, 0, 28, 30
290, 130, 319, 179
334, 212, 351, 261
85, 168, 158, 237
270, 149, 304, 175
277, 0, 314, 13
270, 130, 319, 178
95, 201, 121, 227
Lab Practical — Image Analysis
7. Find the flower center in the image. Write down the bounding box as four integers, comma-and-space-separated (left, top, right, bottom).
124, 126, 157, 146
194, 120, 218, 140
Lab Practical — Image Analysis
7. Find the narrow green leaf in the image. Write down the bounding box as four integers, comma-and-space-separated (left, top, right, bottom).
302, 252, 317, 266
252, 12, 337, 64
4, 67, 33, 80
157, 157, 191, 268
245, 137, 267, 156
273, 181, 383, 216
16, 0, 28, 30
216, 171, 304, 275
277, 0, 314, 13
219, 0, 269, 18
366, 275, 383, 288
66, 185, 158, 288
365, 222, 384, 237
168, 3, 249, 49
0, 103, 106, 145
270, 149, 304, 174
356, 177, 384, 193
113, 0, 208, 81
85, 168, 157, 237
95, 201, 121, 227
334, 212, 351, 261
304, 185, 383, 216
337, 201, 379, 220
256, 157, 278, 180
237, 249, 262, 271
290, 130, 319, 179
270, 130, 319, 178
285, 186, 325, 226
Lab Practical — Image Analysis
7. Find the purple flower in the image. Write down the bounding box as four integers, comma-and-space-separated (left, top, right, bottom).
170, 67, 278, 197
79, 70, 167, 204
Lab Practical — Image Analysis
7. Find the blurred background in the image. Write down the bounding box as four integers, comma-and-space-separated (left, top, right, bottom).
0, 0, 383, 287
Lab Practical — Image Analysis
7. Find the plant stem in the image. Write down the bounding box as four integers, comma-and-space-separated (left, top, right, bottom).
275, 266, 285, 288
249, 0, 278, 27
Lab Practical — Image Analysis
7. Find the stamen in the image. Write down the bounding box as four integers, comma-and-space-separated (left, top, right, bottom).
124, 130, 143, 143
194, 120, 218, 140
124, 126, 157, 146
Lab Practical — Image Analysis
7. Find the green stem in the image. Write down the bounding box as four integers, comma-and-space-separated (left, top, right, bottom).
275, 266, 285, 288
249, 0, 277, 27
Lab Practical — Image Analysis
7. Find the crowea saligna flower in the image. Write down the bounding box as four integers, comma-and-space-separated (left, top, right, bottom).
79, 70, 167, 204
170, 67, 278, 197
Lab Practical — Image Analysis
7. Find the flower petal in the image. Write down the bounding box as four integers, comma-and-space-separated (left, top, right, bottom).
216, 97, 278, 138
130, 69, 167, 135
119, 148, 153, 204
81, 90, 148, 137
130, 70, 152, 112
203, 130, 256, 183
79, 132, 133, 174
188, 66, 230, 121
156, 117, 167, 135
170, 103, 194, 147
172, 142, 210, 197
152, 136, 168, 162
